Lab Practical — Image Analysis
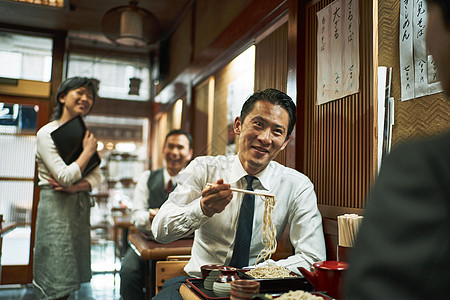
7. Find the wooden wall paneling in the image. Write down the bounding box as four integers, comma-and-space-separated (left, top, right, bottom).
193, 78, 212, 157
255, 22, 288, 92
211, 46, 255, 156
378, 0, 450, 145
194, 0, 253, 60
206, 78, 215, 156
155, 0, 287, 104
150, 112, 168, 170
296, 1, 310, 172
181, 86, 193, 134
167, 9, 193, 84
167, 106, 175, 132
286, 0, 299, 169
212, 66, 233, 156
304, 0, 376, 212
50, 31, 66, 121
254, 22, 289, 166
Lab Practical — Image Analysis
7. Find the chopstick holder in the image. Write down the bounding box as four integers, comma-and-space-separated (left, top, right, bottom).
337, 214, 364, 247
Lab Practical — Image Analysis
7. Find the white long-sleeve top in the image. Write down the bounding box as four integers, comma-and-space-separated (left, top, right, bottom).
130, 168, 178, 232
152, 154, 326, 277
36, 120, 102, 189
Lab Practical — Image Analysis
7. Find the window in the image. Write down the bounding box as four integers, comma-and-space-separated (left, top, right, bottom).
67, 53, 150, 101
0, 102, 39, 265
0, 32, 53, 82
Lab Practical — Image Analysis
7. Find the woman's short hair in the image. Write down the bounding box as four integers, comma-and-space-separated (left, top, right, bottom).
52, 77, 98, 120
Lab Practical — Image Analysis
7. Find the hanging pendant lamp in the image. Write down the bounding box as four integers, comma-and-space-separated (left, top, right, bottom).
101, 0, 161, 47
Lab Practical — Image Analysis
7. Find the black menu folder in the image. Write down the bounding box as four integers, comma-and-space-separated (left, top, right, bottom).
50, 115, 101, 177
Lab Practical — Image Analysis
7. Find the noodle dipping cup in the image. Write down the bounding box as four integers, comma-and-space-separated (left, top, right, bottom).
200, 264, 223, 279
230, 280, 260, 300
298, 260, 348, 299
212, 266, 239, 297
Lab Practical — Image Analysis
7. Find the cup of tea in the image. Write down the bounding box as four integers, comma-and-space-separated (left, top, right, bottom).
298, 260, 348, 299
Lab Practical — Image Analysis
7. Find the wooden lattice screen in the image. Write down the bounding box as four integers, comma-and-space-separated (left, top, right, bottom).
303, 0, 376, 211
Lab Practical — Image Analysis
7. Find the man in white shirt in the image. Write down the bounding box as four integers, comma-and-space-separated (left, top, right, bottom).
152, 88, 326, 299
120, 129, 193, 300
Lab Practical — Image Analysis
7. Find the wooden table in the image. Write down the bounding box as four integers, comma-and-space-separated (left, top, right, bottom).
113, 215, 132, 258
128, 232, 194, 299
180, 282, 205, 300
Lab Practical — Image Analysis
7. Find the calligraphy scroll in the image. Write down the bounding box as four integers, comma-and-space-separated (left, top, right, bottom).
399, 0, 442, 101
316, 0, 360, 105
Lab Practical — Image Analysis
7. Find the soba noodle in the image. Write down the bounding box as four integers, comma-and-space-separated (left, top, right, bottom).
255, 195, 277, 264
276, 290, 322, 300
246, 265, 294, 279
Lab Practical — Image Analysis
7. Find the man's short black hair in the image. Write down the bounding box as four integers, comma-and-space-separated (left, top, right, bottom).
240, 88, 296, 137
165, 129, 193, 149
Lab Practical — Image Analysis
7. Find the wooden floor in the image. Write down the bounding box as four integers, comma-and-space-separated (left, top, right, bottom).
0, 241, 122, 300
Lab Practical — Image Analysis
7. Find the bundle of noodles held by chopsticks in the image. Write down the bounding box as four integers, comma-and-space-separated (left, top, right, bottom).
255, 195, 277, 264
337, 214, 364, 247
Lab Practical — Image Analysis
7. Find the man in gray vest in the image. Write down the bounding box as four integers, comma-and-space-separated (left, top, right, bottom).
120, 129, 193, 300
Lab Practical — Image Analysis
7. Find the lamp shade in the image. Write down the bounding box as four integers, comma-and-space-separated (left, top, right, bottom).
101, 1, 160, 47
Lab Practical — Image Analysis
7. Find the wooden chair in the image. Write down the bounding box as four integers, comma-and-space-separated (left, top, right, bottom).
155, 256, 190, 295
322, 216, 339, 261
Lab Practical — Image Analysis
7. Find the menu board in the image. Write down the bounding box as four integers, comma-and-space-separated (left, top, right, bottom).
316, 0, 360, 105
399, 0, 442, 101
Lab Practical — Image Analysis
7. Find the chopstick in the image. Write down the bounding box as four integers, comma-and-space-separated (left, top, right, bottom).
337, 214, 364, 247
206, 183, 275, 198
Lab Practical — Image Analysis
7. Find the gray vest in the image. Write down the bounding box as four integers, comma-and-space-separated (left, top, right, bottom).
147, 168, 176, 209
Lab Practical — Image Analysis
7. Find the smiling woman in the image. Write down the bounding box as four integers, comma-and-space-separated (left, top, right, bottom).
33, 77, 103, 299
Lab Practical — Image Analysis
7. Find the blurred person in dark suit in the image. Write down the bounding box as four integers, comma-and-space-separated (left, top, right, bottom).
120, 129, 193, 300
345, 1, 450, 299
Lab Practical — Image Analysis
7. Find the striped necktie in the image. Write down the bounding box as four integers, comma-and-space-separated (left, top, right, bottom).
229, 175, 256, 268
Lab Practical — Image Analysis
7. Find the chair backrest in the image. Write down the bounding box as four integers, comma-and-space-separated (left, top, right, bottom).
273, 218, 340, 262
322, 217, 338, 261
155, 260, 189, 294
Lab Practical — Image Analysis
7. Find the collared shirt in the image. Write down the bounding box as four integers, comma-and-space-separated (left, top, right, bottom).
131, 168, 179, 231
152, 154, 326, 277
36, 120, 102, 189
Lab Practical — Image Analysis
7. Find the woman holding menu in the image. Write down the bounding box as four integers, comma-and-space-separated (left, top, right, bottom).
33, 77, 102, 300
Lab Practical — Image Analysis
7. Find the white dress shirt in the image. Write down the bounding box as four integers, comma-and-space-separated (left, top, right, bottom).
152, 154, 326, 277
131, 168, 178, 232
36, 120, 102, 189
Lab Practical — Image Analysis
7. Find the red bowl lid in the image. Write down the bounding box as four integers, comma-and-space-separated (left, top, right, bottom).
313, 260, 348, 270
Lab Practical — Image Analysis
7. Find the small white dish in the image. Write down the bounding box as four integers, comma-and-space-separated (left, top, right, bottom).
213, 281, 231, 297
